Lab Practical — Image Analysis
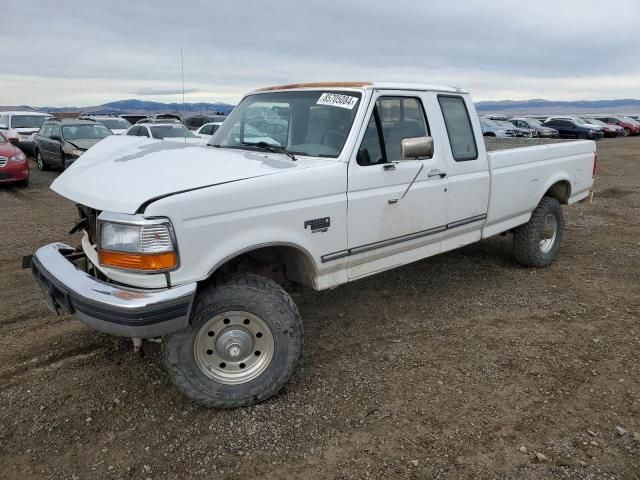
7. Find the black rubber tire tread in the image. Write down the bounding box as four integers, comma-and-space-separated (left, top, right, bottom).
163, 273, 303, 408
14, 178, 29, 188
513, 196, 564, 268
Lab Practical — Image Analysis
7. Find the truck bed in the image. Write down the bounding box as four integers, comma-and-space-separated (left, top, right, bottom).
484, 137, 572, 152
482, 137, 596, 238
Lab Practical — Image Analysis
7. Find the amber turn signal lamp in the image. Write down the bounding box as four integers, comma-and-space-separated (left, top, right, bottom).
99, 250, 177, 271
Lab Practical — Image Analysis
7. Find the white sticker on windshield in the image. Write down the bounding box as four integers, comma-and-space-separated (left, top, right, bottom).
317, 93, 359, 110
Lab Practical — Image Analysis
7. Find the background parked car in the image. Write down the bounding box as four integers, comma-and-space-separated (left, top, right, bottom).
509, 118, 559, 137
33, 119, 112, 170
120, 114, 148, 125
0, 111, 53, 154
134, 116, 182, 125
195, 122, 224, 141
126, 122, 208, 145
495, 119, 531, 137
542, 119, 603, 139
479, 117, 514, 137
184, 114, 228, 130
594, 116, 640, 136
581, 118, 623, 137
78, 115, 132, 135
0, 131, 29, 187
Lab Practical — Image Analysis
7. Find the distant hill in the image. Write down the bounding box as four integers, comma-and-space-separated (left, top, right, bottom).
476, 99, 640, 115
4, 97, 640, 117
36, 99, 236, 116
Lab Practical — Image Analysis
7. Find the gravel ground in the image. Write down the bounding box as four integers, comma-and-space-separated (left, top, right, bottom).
0, 138, 639, 480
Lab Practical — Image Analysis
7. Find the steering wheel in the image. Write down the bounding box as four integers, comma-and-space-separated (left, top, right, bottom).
320, 131, 347, 149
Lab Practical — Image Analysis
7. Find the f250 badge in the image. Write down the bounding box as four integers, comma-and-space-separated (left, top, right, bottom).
304, 217, 330, 233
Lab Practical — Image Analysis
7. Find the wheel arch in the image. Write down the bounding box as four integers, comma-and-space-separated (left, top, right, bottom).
542, 179, 571, 205
205, 242, 319, 289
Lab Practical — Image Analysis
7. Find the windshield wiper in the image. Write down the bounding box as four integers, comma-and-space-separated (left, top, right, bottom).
242, 142, 297, 161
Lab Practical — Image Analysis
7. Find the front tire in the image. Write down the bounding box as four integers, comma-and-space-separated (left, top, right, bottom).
513, 196, 564, 268
163, 273, 303, 408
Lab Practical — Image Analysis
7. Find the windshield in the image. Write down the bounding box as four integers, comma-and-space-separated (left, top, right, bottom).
62, 124, 112, 140
480, 118, 500, 128
11, 115, 51, 129
150, 125, 197, 139
622, 116, 640, 125
573, 117, 591, 125
585, 118, 606, 127
97, 118, 131, 130
210, 90, 362, 157
525, 118, 543, 127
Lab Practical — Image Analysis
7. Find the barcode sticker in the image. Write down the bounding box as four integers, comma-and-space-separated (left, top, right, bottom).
316, 93, 359, 110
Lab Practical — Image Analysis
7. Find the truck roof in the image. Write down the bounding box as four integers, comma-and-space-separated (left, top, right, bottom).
254, 82, 467, 94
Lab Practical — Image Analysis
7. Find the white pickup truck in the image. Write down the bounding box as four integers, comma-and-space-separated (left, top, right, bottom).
31, 82, 596, 408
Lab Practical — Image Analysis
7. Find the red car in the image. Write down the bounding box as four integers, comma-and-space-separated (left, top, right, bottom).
0, 131, 29, 187
596, 116, 640, 136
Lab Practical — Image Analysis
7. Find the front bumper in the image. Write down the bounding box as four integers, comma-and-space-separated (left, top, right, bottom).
31, 243, 196, 338
0, 161, 29, 182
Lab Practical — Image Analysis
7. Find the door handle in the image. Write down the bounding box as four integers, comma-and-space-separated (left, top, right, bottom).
383, 161, 399, 171
428, 169, 446, 179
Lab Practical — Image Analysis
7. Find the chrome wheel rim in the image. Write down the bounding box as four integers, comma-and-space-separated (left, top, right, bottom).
194, 311, 274, 385
37, 153, 43, 170
539, 214, 558, 254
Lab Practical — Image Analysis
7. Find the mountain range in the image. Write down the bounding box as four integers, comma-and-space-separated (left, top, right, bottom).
2, 98, 639, 116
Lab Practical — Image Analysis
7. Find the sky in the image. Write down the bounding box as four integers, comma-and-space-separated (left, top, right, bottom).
2, 0, 639, 107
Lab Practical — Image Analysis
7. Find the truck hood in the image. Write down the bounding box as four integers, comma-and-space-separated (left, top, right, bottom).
52, 135, 320, 214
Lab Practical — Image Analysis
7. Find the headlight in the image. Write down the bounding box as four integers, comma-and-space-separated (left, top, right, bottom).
9, 152, 26, 162
71, 148, 83, 157
98, 213, 178, 272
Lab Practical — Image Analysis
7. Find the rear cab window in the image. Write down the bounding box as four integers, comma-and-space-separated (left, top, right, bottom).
438, 95, 478, 162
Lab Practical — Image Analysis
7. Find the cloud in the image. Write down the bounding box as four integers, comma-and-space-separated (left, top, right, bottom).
2, 0, 639, 106
131, 88, 199, 96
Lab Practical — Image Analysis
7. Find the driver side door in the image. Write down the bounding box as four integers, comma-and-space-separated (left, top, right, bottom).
48, 124, 64, 167
346, 92, 449, 280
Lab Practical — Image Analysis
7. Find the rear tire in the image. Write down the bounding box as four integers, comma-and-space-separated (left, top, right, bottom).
513, 197, 564, 268
163, 273, 303, 408
35, 151, 47, 171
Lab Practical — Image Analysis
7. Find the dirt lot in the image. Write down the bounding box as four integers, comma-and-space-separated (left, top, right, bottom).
1, 139, 639, 480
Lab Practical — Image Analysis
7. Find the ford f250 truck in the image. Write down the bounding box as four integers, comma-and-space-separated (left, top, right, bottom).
31, 82, 596, 408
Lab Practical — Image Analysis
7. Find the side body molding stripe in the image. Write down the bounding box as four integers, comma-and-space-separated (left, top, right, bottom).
321, 214, 487, 263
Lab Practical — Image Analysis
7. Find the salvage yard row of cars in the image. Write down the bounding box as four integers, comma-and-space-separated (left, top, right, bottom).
480, 114, 640, 139
1, 107, 639, 189
0, 112, 227, 184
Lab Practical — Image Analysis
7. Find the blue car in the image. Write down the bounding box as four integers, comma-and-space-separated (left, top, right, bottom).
542, 119, 603, 140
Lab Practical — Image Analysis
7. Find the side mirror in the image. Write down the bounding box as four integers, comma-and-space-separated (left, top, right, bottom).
401, 136, 433, 160
8, 137, 19, 145
50, 135, 62, 141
